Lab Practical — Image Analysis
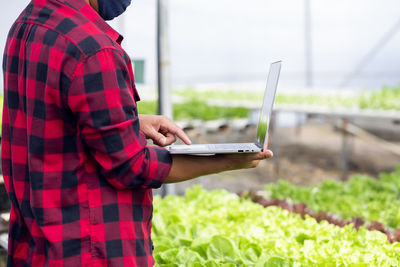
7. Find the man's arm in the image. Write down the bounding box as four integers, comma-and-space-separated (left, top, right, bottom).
138, 115, 273, 183
137, 114, 273, 182
165, 150, 273, 183
67, 48, 172, 190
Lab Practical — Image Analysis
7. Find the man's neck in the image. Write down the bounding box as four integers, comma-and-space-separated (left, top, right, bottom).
85, 0, 99, 12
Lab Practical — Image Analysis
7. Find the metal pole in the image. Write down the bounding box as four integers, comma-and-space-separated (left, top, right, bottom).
341, 118, 349, 181
304, 0, 313, 87
157, 0, 173, 118
157, 0, 175, 196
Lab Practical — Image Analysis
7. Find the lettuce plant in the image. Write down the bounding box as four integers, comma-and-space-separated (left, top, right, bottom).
265, 166, 400, 229
152, 186, 400, 266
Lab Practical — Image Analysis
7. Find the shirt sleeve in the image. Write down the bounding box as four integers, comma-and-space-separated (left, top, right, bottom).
67, 48, 172, 190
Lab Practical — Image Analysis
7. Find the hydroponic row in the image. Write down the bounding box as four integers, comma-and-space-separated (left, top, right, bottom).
0, 86, 399, 129
152, 178, 400, 266
263, 166, 400, 230
176, 85, 400, 111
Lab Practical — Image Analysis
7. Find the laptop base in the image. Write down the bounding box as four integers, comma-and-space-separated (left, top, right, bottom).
167, 143, 262, 155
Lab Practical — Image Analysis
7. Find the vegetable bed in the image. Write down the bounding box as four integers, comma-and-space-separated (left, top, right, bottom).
176, 85, 400, 111
264, 166, 400, 230
152, 186, 400, 266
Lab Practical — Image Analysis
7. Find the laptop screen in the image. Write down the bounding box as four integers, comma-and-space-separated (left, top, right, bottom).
256, 61, 282, 147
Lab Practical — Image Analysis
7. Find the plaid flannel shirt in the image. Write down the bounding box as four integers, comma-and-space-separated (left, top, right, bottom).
1, 0, 172, 266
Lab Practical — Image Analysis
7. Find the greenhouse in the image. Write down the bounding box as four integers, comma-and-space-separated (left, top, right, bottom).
0, 0, 400, 266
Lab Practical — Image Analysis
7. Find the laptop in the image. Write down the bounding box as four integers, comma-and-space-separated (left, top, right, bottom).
167, 61, 281, 154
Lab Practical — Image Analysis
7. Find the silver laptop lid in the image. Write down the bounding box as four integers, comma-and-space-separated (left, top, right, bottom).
255, 61, 282, 147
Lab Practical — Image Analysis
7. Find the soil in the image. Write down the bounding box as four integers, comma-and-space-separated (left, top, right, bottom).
162, 118, 400, 195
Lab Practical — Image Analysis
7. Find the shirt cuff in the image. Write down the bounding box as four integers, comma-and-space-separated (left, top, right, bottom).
145, 146, 172, 189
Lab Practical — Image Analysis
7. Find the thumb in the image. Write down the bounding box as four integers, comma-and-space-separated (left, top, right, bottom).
154, 132, 167, 146
145, 126, 167, 146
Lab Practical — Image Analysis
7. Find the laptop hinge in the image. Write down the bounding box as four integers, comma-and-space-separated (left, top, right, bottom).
255, 143, 263, 151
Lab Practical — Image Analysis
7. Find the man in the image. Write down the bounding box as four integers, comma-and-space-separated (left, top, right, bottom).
1, 0, 273, 266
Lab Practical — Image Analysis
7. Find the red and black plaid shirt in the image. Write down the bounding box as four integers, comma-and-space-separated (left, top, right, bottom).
1, 0, 172, 266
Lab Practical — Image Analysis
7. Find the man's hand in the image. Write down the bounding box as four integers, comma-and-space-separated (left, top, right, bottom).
138, 115, 191, 146
220, 149, 273, 170
165, 149, 273, 183
220, 134, 272, 170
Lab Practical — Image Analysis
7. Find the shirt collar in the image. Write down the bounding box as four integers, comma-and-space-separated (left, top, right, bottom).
51, 0, 124, 44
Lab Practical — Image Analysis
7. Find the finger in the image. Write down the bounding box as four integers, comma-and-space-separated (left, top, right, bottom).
151, 130, 167, 146
265, 149, 273, 158
264, 134, 270, 151
251, 159, 261, 168
162, 132, 177, 146
252, 150, 273, 160
261, 150, 273, 159
161, 121, 192, 145
254, 152, 267, 160
171, 126, 192, 145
